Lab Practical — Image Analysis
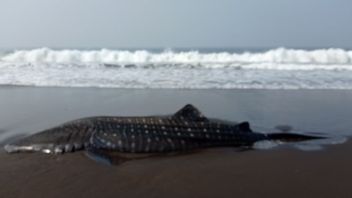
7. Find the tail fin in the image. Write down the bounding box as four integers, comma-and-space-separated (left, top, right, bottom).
267, 133, 324, 142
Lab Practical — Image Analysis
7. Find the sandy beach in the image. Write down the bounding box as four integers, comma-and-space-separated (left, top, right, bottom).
2, 0, 352, 197
0, 86, 351, 198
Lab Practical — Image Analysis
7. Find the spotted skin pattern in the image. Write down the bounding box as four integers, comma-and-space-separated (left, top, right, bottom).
4, 104, 321, 163
90, 116, 265, 153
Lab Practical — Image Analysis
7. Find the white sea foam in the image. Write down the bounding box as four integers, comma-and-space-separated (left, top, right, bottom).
2, 47, 352, 65
1, 48, 352, 89
293, 136, 348, 151
253, 140, 279, 150
253, 136, 348, 151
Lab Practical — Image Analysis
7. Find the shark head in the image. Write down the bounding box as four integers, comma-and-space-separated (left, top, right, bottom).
4, 120, 92, 154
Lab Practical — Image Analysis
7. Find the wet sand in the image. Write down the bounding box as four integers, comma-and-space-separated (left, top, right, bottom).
0, 86, 352, 197
0, 142, 352, 198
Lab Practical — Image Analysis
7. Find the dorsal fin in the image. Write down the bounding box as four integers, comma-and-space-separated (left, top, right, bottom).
234, 122, 252, 132
173, 104, 208, 122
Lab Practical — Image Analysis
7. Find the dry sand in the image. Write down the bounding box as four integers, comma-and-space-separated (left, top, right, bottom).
0, 142, 351, 198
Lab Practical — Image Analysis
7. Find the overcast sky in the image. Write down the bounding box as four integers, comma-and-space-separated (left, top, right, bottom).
0, 0, 351, 49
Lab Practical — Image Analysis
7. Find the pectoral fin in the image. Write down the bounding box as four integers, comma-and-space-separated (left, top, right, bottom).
85, 147, 160, 165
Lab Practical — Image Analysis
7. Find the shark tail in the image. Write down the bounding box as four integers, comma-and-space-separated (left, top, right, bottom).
266, 133, 324, 142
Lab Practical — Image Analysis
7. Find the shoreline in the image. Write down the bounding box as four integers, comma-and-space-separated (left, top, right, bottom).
3, 84, 352, 91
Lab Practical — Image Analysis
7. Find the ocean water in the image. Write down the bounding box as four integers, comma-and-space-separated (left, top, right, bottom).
1, 47, 352, 89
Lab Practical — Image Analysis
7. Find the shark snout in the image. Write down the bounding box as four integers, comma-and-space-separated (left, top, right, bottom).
4, 142, 88, 154
4, 143, 44, 153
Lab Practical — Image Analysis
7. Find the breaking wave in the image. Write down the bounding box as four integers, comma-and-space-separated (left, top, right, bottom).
1, 48, 352, 89
1, 47, 352, 66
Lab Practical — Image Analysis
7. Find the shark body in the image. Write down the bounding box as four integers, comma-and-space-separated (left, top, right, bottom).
4, 104, 321, 163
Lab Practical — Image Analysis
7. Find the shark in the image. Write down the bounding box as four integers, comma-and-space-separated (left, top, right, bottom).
4, 104, 322, 164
